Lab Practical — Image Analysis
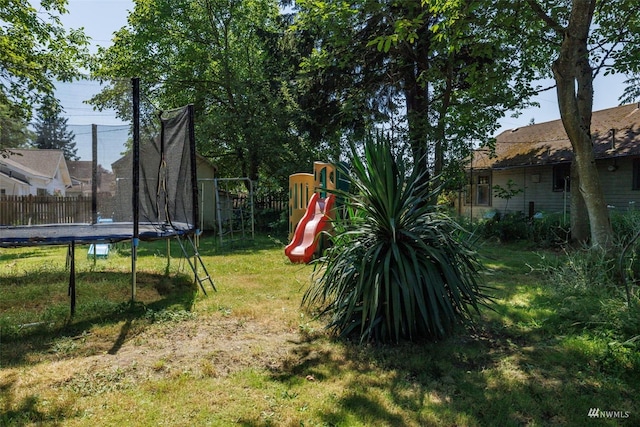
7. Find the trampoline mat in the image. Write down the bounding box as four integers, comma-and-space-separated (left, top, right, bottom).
0, 222, 193, 247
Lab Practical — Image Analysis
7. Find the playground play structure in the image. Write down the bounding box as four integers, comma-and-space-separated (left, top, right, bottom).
285, 162, 337, 263
0, 78, 215, 314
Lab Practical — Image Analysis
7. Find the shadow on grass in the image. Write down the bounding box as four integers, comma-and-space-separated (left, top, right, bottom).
0, 270, 198, 366
0, 247, 63, 261
0, 391, 80, 427
0, 269, 197, 426
265, 295, 639, 426
117, 233, 285, 259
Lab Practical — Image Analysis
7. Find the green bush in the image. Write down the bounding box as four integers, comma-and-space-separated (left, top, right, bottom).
254, 208, 288, 237
528, 212, 570, 247
611, 209, 640, 245
473, 211, 569, 247
539, 247, 640, 345
479, 212, 529, 242
303, 138, 490, 343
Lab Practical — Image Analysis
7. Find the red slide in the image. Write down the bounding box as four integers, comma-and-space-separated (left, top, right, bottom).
285, 192, 336, 263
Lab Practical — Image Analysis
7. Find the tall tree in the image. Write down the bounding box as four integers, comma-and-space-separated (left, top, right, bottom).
0, 1, 88, 156
363, 0, 640, 248
1, 1, 85, 99
31, 95, 79, 160
291, 0, 539, 184
90, 0, 315, 188
522, 0, 640, 248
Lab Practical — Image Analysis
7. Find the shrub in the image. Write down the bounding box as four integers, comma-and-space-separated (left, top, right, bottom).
474, 211, 569, 247
538, 246, 640, 345
302, 138, 490, 343
611, 209, 640, 245
480, 212, 529, 242
528, 212, 570, 247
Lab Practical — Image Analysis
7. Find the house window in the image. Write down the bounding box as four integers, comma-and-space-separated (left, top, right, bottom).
37, 188, 48, 196
633, 158, 640, 190
476, 174, 491, 205
0, 189, 5, 196
552, 164, 571, 192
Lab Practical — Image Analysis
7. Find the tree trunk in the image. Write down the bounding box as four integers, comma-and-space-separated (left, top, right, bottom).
403, 62, 429, 172
400, 20, 431, 177
552, 0, 613, 250
570, 160, 589, 244
434, 60, 453, 178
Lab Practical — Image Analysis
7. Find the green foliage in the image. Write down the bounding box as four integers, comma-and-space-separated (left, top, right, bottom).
528, 212, 570, 247
541, 246, 619, 292
492, 179, 523, 212
610, 210, 640, 304
30, 95, 79, 160
90, 0, 313, 188
610, 209, 640, 245
0, 102, 33, 153
480, 212, 530, 243
293, 0, 539, 177
254, 208, 288, 238
0, 1, 88, 120
476, 211, 569, 247
537, 247, 640, 359
0, 1, 87, 156
303, 137, 489, 343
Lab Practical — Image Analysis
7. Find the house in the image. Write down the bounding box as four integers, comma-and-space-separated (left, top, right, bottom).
111, 152, 218, 229
0, 149, 72, 196
66, 160, 116, 197
459, 103, 640, 219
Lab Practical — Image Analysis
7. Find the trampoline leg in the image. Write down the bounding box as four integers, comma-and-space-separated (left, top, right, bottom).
166, 238, 171, 275
131, 238, 139, 305
68, 242, 76, 316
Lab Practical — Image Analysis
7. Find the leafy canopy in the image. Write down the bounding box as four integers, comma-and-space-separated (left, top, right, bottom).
0, 0, 88, 155
0, 0, 88, 117
90, 0, 317, 187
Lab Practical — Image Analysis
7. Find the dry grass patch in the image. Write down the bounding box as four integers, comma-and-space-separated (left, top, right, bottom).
2, 237, 639, 426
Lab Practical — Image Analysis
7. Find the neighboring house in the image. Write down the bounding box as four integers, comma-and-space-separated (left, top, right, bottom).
66, 160, 116, 197
459, 103, 640, 219
111, 152, 218, 229
0, 149, 72, 196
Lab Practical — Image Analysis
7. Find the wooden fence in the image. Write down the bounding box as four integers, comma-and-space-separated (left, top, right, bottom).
0, 195, 94, 226
226, 192, 288, 212
0, 192, 288, 229
230, 191, 289, 233
255, 192, 289, 213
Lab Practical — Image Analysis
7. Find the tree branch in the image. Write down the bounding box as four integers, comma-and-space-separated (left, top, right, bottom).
525, 0, 565, 34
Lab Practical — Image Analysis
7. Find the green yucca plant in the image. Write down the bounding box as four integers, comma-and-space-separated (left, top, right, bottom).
303, 138, 489, 343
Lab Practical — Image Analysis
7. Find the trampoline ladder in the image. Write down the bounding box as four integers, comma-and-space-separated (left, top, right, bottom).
175, 234, 216, 294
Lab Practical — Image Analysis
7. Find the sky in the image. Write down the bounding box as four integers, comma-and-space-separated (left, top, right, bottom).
54, 1, 134, 169
57, 0, 133, 126
56, 0, 632, 152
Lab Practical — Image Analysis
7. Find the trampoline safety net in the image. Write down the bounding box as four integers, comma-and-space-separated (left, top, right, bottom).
0, 104, 197, 246
117, 105, 196, 229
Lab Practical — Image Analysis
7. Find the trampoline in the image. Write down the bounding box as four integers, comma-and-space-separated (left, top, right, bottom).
0, 79, 211, 314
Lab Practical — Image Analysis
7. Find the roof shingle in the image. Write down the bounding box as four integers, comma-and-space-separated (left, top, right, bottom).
472, 103, 640, 169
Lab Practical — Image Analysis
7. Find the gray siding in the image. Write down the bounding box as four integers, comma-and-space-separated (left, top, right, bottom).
597, 157, 640, 210
456, 157, 640, 219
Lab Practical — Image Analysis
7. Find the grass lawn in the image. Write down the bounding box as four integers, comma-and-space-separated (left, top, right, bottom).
1, 234, 638, 426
